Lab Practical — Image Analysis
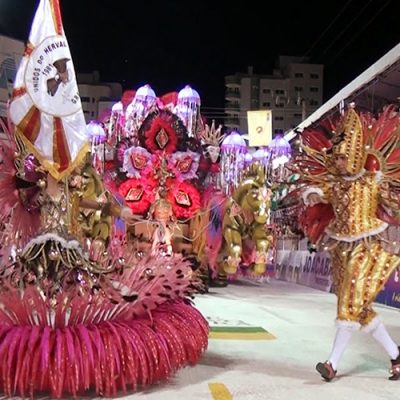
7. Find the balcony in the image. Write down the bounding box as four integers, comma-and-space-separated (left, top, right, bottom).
225, 102, 240, 114
225, 75, 241, 87
225, 89, 240, 100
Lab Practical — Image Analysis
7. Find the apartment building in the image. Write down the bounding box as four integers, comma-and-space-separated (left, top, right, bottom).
77, 71, 122, 123
224, 56, 323, 135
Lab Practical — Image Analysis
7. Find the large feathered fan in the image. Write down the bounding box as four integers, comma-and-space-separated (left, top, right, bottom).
364, 105, 400, 176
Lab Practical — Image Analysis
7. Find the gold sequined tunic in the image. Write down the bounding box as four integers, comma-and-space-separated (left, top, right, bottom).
324, 172, 400, 326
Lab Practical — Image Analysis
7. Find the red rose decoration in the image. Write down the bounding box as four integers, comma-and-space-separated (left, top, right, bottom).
167, 180, 201, 219
118, 178, 156, 215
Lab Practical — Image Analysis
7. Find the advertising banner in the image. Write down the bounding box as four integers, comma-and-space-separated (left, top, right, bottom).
375, 270, 400, 309
275, 246, 400, 309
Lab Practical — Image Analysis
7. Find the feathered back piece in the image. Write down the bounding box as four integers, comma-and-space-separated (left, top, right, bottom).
297, 104, 400, 179
363, 105, 400, 177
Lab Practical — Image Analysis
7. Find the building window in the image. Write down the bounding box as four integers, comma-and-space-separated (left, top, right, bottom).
92, 98, 95, 103
262, 102, 271, 107
275, 89, 285, 95
274, 116, 284, 121
81, 96, 90, 102
262, 89, 271, 94
310, 99, 319, 106
274, 129, 284, 134
294, 86, 303, 92
294, 73, 304, 78
276, 103, 285, 108
294, 113, 302, 118
310, 73, 319, 79
310, 87, 319, 92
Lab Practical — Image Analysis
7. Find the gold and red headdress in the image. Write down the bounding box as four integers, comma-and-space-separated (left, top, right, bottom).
331, 106, 365, 175
299, 104, 400, 179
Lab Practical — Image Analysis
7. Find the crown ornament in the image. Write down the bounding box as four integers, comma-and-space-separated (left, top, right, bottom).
199, 120, 224, 146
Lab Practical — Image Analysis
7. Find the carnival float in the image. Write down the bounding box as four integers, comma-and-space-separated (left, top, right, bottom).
0, 1, 296, 396
0, 1, 208, 397
89, 89, 295, 284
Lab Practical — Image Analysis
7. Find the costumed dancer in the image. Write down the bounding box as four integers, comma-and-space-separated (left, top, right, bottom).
191, 121, 228, 286
298, 104, 400, 382
0, 1, 208, 397
190, 187, 228, 287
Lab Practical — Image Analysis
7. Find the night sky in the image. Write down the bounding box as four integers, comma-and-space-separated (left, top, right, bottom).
0, 0, 399, 121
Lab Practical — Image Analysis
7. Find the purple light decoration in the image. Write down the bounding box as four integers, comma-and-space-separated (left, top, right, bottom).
244, 152, 253, 166
87, 120, 107, 174
220, 130, 248, 193
86, 120, 107, 143
174, 85, 201, 138
221, 130, 247, 152
112, 101, 123, 113
125, 84, 157, 137
110, 101, 124, 142
177, 85, 201, 106
268, 134, 291, 156
134, 84, 156, 102
252, 147, 269, 161
268, 135, 291, 178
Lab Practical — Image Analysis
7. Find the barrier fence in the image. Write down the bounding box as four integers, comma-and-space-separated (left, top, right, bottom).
275, 240, 400, 310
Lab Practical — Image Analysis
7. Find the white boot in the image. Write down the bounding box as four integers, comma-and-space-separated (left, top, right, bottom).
316, 321, 357, 381
327, 324, 355, 370
363, 319, 399, 360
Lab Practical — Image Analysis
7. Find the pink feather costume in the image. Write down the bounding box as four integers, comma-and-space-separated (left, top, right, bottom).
0, 121, 208, 398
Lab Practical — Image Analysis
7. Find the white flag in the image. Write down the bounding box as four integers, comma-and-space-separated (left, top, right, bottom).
9, 0, 89, 180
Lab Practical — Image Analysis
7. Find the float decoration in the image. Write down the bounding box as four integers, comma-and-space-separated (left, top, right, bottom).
170, 150, 200, 181
118, 177, 157, 215
174, 85, 201, 138
125, 84, 157, 139
87, 120, 107, 174
222, 162, 274, 275
220, 130, 247, 194
139, 109, 187, 154
123, 146, 153, 178
109, 101, 125, 143
0, 1, 208, 397
167, 180, 201, 220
